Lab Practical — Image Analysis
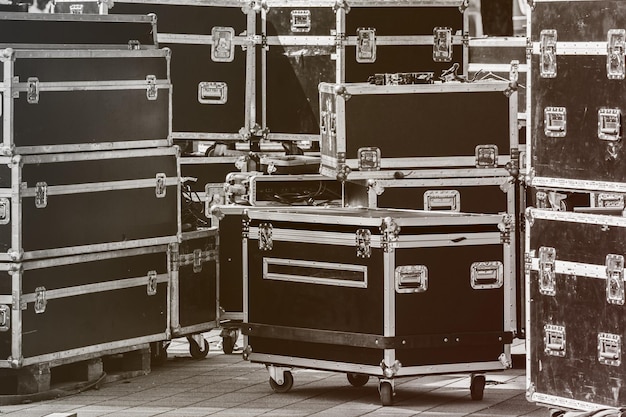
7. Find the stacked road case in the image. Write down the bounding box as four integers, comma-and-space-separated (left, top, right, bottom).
525, 0, 626, 412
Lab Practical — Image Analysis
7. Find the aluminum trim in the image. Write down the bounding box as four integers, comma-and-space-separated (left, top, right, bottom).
263, 257, 368, 288
21, 177, 178, 198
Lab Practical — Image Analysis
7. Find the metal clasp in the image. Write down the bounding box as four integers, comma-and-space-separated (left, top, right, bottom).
357, 147, 381, 171
544, 324, 565, 357
212, 27, 235, 62
0, 305, 9, 331
538, 246, 556, 296
540, 29, 557, 78
607, 29, 626, 80
606, 254, 625, 305
34, 287, 47, 314
198, 82, 228, 104
544, 107, 567, 137
146, 75, 157, 101
475, 144, 498, 168
193, 248, 203, 273
258, 223, 273, 251
355, 229, 371, 258
395, 265, 428, 293
69, 3, 83, 13
433, 27, 453, 62
0, 198, 10, 225
598, 333, 621, 366
27, 77, 39, 104
35, 182, 47, 209
155, 173, 167, 198
598, 108, 622, 141
356, 28, 376, 63
147, 270, 157, 296
290, 10, 311, 32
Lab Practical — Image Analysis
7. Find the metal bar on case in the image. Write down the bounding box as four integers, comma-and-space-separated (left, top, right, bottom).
172, 132, 243, 141
15, 140, 171, 155
529, 207, 626, 228
531, 42, 607, 56
345, 35, 464, 46
264, 36, 336, 46
21, 177, 178, 198
11, 49, 169, 60
21, 274, 168, 305
395, 232, 502, 248
345, 155, 510, 169
468, 63, 529, 72
329, 80, 511, 95
249, 227, 383, 248
528, 256, 621, 280
157, 33, 252, 46
20, 147, 177, 164
13, 79, 170, 93
530, 176, 626, 194
0, 11, 155, 23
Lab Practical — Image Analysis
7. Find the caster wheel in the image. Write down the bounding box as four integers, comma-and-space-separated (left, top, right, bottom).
189, 338, 210, 359
150, 341, 168, 367
379, 381, 393, 406
222, 329, 240, 354
347, 373, 369, 387
470, 374, 486, 401
269, 371, 294, 393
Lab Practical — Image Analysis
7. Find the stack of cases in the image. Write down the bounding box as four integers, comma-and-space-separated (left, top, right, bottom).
239, 0, 521, 407
525, 0, 626, 412
0, 13, 216, 378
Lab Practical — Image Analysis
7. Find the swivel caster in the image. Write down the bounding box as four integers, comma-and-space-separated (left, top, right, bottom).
187, 334, 209, 359
378, 380, 394, 406
470, 373, 486, 401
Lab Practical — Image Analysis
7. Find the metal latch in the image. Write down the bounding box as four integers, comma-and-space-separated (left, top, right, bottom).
211, 27, 235, 63
598, 108, 622, 141
596, 193, 625, 209
357, 147, 381, 171
475, 144, 498, 168
35, 182, 47, 209
27, 77, 39, 104
424, 190, 460, 212
598, 333, 621, 366
0, 305, 9, 331
395, 265, 428, 293
198, 82, 228, 104
544, 324, 566, 357
538, 246, 556, 296
0, 198, 10, 225
433, 27, 453, 62
155, 173, 167, 198
290, 10, 311, 32
147, 270, 157, 296
34, 286, 47, 314
258, 223, 273, 251
606, 254, 625, 305
128, 40, 141, 50
355, 228, 371, 258
193, 248, 203, 273
320, 100, 336, 136
540, 29, 558, 78
544, 107, 567, 137
146, 75, 157, 101
607, 29, 626, 80
470, 261, 504, 289
356, 28, 376, 63
69, 3, 83, 13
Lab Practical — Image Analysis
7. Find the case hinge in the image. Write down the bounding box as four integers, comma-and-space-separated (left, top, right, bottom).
290, 10, 311, 32
212, 27, 235, 62
598, 108, 622, 141
607, 29, 626, 80
34, 286, 47, 314
357, 147, 381, 171
380, 217, 400, 253
606, 254, 625, 305
538, 246, 556, 296
35, 182, 47, 209
544, 107, 567, 137
146, 270, 158, 296
0, 305, 9, 331
470, 261, 504, 289
433, 27, 453, 62
258, 223, 273, 251
169, 243, 180, 272
155, 173, 167, 198
146, 75, 157, 101
598, 333, 621, 366
355, 228, 371, 258
540, 29, 557, 78
544, 324, 566, 357
356, 28, 376, 63
395, 265, 428, 293
27, 77, 39, 104
198, 81, 228, 104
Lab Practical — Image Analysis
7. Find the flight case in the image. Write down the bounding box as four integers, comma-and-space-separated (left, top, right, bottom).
526, 207, 626, 411
0, 48, 171, 154
319, 80, 518, 181
242, 206, 516, 406
528, 0, 626, 194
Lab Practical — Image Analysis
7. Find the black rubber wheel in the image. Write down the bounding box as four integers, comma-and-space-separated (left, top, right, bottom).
269, 371, 294, 393
189, 338, 210, 359
379, 381, 393, 406
347, 373, 369, 387
470, 374, 486, 401
222, 336, 234, 354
